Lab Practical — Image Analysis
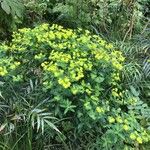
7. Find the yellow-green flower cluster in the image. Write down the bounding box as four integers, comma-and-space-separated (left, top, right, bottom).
37, 25, 124, 91
93, 50, 110, 61
130, 130, 150, 144
12, 75, 23, 82
96, 106, 105, 113
108, 115, 130, 132
107, 114, 150, 144
108, 115, 130, 125
108, 116, 115, 123
0, 24, 127, 122
49, 51, 72, 63
111, 51, 125, 70
9, 62, 21, 70
111, 88, 123, 98
0, 24, 122, 117
111, 72, 120, 81
0, 23, 149, 148
41, 62, 64, 78
0, 57, 20, 77
34, 53, 46, 60
127, 97, 138, 105
0, 66, 8, 76
58, 77, 71, 88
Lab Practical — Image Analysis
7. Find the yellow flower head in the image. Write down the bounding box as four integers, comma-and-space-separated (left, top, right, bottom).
130, 133, 136, 140
58, 77, 71, 88
108, 116, 115, 123
123, 124, 129, 131
96, 107, 104, 113
0, 67, 8, 76
136, 137, 143, 144
116, 116, 123, 123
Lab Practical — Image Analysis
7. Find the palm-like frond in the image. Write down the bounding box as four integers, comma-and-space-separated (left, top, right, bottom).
0, 79, 61, 149
143, 57, 150, 78
28, 108, 60, 134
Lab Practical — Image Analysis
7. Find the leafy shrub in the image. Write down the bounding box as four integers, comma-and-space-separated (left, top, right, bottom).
21, 0, 150, 40
51, 0, 150, 39
23, 0, 52, 26
0, 0, 24, 40
0, 24, 150, 149
1, 0, 149, 41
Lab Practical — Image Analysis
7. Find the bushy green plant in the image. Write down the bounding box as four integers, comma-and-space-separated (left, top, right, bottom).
0, 79, 60, 150
1, 0, 149, 41
51, 0, 149, 40
115, 24, 150, 100
0, 0, 24, 40
21, 0, 150, 40
113, 27, 150, 149
0, 24, 150, 149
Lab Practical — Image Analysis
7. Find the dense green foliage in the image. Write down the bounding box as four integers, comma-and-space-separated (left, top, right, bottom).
0, 0, 24, 39
0, 24, 150, 150
0, 0, 149, 150
0, 0, 149, 40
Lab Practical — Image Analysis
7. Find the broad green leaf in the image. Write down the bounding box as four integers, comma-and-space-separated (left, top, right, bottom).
130, 86, 139, 96
1, 1, 10, 14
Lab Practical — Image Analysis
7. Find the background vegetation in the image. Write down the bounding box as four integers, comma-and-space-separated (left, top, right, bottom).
0, 0, 149, 150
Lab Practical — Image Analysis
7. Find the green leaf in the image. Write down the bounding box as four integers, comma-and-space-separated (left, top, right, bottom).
44, 120, 60, 133
1, 0, 24, 17
130, 86, 139, 96
1, 0, 10, 14
8, 0, 24, 18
